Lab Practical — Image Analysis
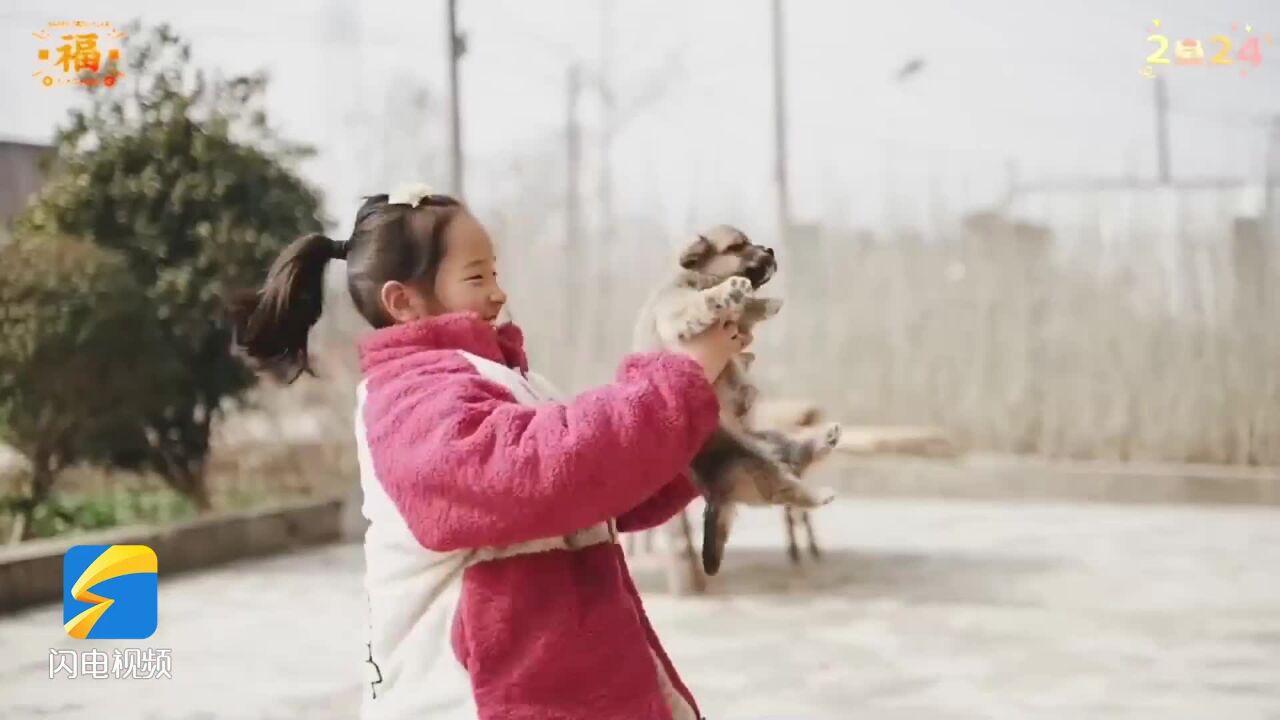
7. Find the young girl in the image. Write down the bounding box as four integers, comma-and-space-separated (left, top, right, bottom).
229, 185, 747, 720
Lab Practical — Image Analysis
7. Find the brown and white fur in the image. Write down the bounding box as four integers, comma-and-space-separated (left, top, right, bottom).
633, 225, 837, 575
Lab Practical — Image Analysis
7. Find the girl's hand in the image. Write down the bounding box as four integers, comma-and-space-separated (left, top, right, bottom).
676, 320, 751, 383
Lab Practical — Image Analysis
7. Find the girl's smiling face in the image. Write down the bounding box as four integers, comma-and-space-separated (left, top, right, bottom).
426, 211, 507, 322
377, 208, 508, 325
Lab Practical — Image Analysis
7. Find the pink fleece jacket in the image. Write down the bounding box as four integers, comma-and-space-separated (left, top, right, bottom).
355, 312, 719, 720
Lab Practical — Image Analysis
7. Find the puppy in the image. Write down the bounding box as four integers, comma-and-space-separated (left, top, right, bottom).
633, 225, 836, 575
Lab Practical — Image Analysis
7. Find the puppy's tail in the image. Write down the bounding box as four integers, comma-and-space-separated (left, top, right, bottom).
701, 502, 735, 576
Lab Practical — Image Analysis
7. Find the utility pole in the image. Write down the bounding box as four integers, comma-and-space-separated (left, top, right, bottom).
1002, 156, 1019, 208
564, 64, 583, 363
447, 0, 466, 197
1266, 115, 1280, 221
1264, 115, 1280, 302
566, 65, 583, 256
770, 0, 792, 238
589, 0, 616, 380
1154, 75, 1171, 184
598, 0, 615, 238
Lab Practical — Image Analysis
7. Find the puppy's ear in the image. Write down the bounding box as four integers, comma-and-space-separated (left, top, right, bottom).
678, 235, 713, 269
743, 297, 782, 321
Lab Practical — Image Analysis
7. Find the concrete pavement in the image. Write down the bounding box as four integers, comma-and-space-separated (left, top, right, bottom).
3, 497, 1279, 719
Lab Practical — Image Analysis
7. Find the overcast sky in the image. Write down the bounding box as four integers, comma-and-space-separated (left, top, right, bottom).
4, 0, 1279, 237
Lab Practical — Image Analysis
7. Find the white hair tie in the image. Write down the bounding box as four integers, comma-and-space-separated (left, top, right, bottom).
388, 182, 435, 207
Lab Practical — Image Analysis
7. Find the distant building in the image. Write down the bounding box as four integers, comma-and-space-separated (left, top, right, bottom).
1004, 182, 1271, 323
0, 139, 51, 242
1006, 183, 1267, 242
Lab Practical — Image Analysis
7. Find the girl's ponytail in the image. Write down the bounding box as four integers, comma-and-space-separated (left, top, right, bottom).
227, 232, 346, 381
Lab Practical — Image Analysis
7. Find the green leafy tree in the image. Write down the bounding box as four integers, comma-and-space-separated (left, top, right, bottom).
0, 235, 171, 540
17, 24, 326, 508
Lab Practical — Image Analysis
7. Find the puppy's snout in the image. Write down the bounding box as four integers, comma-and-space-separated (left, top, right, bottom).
744, 251, 777, 287
753, 251, 777, 272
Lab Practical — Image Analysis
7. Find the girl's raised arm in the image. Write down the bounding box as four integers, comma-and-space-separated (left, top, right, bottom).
361, 351, 719, 551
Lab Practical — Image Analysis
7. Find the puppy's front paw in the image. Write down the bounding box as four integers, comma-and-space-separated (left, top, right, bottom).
725, 276, 753, 303
706, 276, 754, 316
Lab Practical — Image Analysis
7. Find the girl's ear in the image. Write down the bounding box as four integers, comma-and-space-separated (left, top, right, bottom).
380, 280, 428, 324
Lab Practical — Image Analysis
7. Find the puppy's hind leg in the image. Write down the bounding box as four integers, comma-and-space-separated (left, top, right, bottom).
708, 428, 834, 509
784, 506, 800, 565
811, 422, 842, 461
701, 502, 738, 576
781, 422, 843, 467
802, 510, 822, 560
768, 477, 836, 509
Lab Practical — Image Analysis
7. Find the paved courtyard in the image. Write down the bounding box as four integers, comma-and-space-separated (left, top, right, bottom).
3, 497, 1279, 719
